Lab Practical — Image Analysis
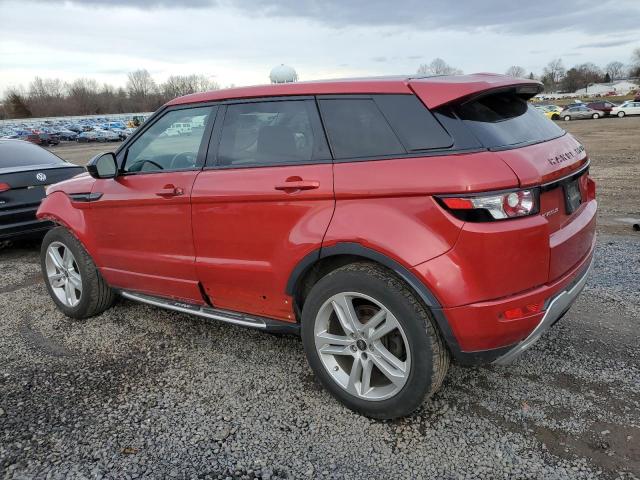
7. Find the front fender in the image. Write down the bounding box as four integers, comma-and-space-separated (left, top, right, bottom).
37, 191, 95, 256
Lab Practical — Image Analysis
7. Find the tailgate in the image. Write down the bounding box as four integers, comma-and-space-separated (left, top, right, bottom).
496, 135, 596, 281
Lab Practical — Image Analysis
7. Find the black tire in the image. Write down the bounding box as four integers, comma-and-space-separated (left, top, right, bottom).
563, 115, 571, 121
301, 262, 449, 419
592, 113, 599, 119
41, 226, 115, 319
617, 111, 625, 118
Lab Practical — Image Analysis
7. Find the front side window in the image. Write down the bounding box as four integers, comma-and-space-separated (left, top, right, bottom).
123, 106, 213, 173
216, 100, 329, 167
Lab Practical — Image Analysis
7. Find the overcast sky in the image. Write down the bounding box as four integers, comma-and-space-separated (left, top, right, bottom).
1, 0, 639, 94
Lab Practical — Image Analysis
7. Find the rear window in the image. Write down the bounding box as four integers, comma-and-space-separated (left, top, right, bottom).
455, 92, 564, 149
0, 140, 65, 168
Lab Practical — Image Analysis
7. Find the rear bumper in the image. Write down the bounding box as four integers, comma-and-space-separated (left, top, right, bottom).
493, 256, 592, 364
437, 243, 594, 365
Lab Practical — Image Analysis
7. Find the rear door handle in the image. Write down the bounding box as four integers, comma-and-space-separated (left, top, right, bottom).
156, 184, 184, 198
274, 179, 320, 193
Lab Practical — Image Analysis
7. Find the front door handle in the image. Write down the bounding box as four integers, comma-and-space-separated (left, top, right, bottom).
156, 184, 184, 198
274, 177, 320, 193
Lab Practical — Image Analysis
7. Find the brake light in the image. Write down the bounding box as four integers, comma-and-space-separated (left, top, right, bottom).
0, 183, 10, 193
438, 188, 539, 221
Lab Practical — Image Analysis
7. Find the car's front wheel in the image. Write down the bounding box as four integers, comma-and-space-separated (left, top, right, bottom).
41, 227, 115, 319
617, 111, 625, 118
563, 115, 571, 121
301, 262, 449, 419
592, 113, 599, 119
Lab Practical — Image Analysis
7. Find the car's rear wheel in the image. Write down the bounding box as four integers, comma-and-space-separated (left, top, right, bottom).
592, 113, 599, 119
563, 115, 571, 121
617, 111, 625, 118
41, 227, 115, 319
301, 262, 449, 419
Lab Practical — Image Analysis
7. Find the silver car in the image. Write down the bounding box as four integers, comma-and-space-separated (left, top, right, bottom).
561, 105, 602, 121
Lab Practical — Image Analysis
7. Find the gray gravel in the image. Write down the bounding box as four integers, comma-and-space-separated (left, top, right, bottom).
1, 234, 638, 480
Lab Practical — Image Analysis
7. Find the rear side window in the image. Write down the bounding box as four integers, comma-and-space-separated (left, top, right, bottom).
455, 92, 564, 149
216, 100, 329, 167
0, 140, 65, 168
318, 99, 404, 159
373, 95, 453, 151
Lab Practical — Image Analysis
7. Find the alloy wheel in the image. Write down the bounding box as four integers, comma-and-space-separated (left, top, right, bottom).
313, 292, 411, 401
45, 241, 82, 307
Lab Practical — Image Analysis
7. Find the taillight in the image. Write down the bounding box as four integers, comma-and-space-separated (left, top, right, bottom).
0, 183, 10, 193
437, 188, 539, 221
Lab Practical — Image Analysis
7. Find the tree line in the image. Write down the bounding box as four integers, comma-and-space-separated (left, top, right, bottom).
1, 70, 220, 119
418, 48, 640, 95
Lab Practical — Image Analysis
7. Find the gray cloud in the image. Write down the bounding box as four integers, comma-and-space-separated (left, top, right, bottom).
28, 0, 640, 34
578, 39, 636, 49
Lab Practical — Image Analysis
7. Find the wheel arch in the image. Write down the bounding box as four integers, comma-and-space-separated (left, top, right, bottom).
286, 242, 468, 358
37, 192, 95, 257
287, 242, 511, 365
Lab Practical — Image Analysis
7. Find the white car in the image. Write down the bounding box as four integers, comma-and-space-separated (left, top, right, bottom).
611, 101, 640, 118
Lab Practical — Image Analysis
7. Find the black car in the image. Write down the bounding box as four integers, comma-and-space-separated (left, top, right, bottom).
0, 140, 84, 240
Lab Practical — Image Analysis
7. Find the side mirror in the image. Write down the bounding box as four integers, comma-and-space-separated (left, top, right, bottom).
86, 152, 118, 179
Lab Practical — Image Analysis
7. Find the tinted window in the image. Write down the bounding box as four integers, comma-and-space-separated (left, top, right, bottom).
124, 106, 213, 173
216, 100, 329, 167
456, 93, 564, 149
319, 99, 405, 159
373, 95, 453, 151
0, 139, 65, 168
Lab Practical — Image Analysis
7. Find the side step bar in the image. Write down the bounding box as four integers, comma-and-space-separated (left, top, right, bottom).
120, 291, 300, 334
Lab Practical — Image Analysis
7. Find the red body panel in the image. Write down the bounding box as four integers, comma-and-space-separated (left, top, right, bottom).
191, 164, 334, 321
325, 153, 519, 268
88, 172, 202, 302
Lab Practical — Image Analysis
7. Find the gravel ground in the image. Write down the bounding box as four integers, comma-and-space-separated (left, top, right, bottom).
0, 234, 638, 480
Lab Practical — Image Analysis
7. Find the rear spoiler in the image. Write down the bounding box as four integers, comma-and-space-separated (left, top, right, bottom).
408, 73, 543, 109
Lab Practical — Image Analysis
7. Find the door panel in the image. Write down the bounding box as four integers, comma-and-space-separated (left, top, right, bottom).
191, 164, 334, 320
87, 105, 217, 302
90, 172, 202, 302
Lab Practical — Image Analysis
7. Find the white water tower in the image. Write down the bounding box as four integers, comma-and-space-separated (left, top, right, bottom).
270, 64, 298, 84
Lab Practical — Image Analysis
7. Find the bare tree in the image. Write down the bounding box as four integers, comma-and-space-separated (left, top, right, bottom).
67, 78, 100, 115
417, 58, 463, 76
126, 69, 157, 111
605, 61, 626, 81
542, 59, 566, 90
161, 74, 219, 100
505, 66, 526, 78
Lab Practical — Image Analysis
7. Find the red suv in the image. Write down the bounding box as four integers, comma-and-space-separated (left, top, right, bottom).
37, 74, 596, 419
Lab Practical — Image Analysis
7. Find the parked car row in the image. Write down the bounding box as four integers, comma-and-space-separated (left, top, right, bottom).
0, 116, 141, 145
535, 99, 640, 121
